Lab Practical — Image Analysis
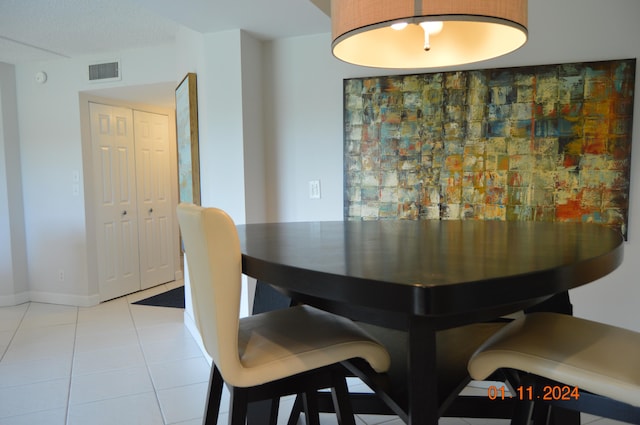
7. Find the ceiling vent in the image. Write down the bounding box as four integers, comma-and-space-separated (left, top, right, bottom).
88, 60, 121, 83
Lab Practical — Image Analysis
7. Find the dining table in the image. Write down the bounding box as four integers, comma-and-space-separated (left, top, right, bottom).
236, 219, 624, 425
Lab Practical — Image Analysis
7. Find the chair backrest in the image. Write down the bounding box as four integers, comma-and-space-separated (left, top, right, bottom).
176, 203, 243, 380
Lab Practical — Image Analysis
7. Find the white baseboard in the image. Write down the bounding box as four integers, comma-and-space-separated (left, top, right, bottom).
0, 291, 30, 307
174, 270, 184, 281
28, 291, 101, 307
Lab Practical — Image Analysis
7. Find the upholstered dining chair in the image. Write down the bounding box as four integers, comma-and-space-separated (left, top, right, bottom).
468, 312, 640, 424
176, 203, 391, 425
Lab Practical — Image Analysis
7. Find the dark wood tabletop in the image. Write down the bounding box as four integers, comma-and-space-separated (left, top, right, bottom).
237, 220, 624, 424
238, 220, 623, 325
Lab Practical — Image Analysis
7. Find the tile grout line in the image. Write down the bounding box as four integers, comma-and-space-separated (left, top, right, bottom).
126, 294, 171, 425
0, 303, 30, 363
0, 303, 79, 423
64, 305, 80, 425
0, 303, 31, 422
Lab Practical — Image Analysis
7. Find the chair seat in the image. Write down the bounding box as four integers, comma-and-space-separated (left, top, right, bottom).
468, 312, 640, 408
235, 304, 391, 387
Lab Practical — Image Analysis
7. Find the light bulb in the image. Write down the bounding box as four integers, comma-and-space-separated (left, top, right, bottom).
391, 22, 408, 30
419, 21, 444, 51
420, 21, 444, 35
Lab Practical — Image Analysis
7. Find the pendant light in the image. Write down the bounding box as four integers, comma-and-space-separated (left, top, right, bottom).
331, 0, 528, 69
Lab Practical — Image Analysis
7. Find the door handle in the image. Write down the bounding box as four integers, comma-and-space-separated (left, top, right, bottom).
149, 208, 153, 214
121, 210, 127, 216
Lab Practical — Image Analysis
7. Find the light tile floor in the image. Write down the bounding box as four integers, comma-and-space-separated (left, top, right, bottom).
0, 282, 629, 425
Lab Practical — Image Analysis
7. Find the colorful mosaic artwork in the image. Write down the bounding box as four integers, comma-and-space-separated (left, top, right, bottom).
344, 59, 636, 238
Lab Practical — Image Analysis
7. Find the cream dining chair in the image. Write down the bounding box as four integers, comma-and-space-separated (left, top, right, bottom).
176, 204, 391, 425
468, 312, 640, 424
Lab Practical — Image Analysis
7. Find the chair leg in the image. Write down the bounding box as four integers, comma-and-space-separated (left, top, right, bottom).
330, 375, 356, 425
510, 373, 536, 425
510, 399, 535, 425
302, 390, 321, 425
548, 406, 580, 425
268, 398, 281, 425
532, 403, 554, 425
203, 365, 224, 425
247, 398, 280, 425
229, 387, 249, 425
287, 395, 304, 425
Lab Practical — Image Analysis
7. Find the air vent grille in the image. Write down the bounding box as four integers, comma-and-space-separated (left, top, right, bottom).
88, 61, 121, 82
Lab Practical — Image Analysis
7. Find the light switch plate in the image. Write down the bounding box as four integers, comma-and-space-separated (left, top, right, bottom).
309, 180, 321, 199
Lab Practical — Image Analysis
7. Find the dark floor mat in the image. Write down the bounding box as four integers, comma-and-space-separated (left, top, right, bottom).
133, 286, 185, 308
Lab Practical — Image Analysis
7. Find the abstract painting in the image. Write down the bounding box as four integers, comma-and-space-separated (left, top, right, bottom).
344, 59, 635, 238
176, 72, 200, 206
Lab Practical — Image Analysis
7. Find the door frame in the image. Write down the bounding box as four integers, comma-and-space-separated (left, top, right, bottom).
79, 93, 183, 301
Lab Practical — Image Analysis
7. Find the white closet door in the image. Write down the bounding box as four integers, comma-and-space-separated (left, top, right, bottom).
90, 102, 141, 301
134, 110, 175, 289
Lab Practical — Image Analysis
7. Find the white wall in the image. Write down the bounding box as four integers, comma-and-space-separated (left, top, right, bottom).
3, 25, 265, 308
0, 62, 28, 305
263, 33, 346, 221
13, 44, 177, 306
262, 0, 640, 332
241, 31, 267, 225
174, 28, 265, 331
175, 27, 265, 225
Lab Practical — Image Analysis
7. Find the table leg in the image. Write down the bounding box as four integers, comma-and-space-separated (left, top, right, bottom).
407, 317, 439, 425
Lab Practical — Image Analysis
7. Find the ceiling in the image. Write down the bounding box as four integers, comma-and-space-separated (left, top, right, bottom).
0, 0, 331, 65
